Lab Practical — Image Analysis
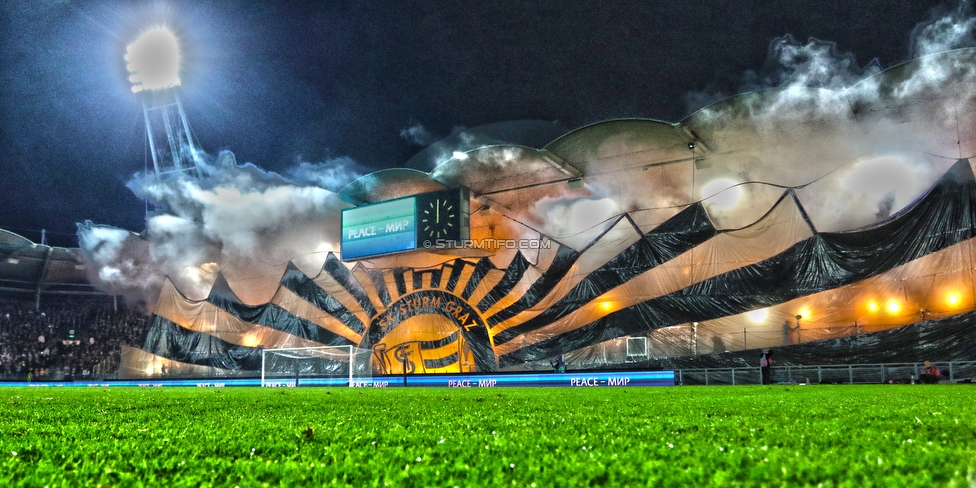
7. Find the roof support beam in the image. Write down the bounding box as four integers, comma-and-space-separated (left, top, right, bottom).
35, 246, 51, 310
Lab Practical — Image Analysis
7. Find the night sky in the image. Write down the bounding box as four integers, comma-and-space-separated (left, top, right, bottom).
0, 0, 953, 247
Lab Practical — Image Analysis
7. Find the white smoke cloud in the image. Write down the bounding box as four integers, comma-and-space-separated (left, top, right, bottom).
568, 34, 974, 238
430, 145, 524, 184
749, 35, 882, 92
685, 35, 880, 115
78, 150, 352, 304
912, 5, 976, 58
700, 178, 744, 212
77, 223, 157, 302
428, 130, 492, 169
399, 122, 437, 147
800, 154, 953, 232
408, 123, 537, 171
687, 7, 976, 118
676, 8, 976, 233
449, 9, 976, 246
287, 155, 364, 192
533, 186, 620, 249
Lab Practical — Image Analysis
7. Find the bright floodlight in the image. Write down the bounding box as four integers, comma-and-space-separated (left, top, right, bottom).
125, 28, 181, 93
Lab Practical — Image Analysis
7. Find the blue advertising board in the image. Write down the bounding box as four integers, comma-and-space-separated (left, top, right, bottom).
398, 371, 675, 388
0, 371, 675, 388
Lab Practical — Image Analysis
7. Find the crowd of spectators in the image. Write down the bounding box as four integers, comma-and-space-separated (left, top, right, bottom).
0, 296, 150, 381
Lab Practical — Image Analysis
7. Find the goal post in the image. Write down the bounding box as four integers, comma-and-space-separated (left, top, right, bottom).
260, 345, 373, 387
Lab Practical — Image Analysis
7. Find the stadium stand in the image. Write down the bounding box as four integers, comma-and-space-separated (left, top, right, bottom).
0, 228, 149, 381
0, 228, 100, 300
0, 297, 149, 381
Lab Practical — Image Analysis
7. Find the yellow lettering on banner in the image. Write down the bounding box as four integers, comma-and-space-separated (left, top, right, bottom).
373, 293, 486, 340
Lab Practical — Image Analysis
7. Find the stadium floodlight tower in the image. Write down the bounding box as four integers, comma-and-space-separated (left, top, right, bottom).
125, 27, 201, 179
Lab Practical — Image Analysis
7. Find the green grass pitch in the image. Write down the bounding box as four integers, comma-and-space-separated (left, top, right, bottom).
1, 385, 975, 487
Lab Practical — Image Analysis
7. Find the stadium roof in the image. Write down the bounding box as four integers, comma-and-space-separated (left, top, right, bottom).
0, 228, 100, 297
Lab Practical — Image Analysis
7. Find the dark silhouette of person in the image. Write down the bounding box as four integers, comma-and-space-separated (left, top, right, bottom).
551, 355, 566, 373
760, 350, 772, 385
711, 335, 726, 353
782, 320, 797, 345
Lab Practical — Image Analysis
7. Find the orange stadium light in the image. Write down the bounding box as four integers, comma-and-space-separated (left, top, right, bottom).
242, 333, 261, 348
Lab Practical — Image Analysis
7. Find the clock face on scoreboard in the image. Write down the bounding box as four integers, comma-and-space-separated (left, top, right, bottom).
421, 198, 456, 240
414, 188, 468, 245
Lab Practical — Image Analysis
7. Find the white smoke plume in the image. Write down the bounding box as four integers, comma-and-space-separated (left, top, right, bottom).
684, 35, 880, 115
912, 4, 976, 57
672, 8, 976, 233
428, 129, 490, 169
287, 155, 366, 192
429, 145, 525, 185
524, 32, 902, 242
748, 35, 882, 92
412, 8, 976, 247
399, 122, 437, 147
407, 123, 544, 171
77, 223, 154, 299
532, 183, 620, 249
512, 8, 976, 244
78, 150, 354, 305
687, 5, 976, 116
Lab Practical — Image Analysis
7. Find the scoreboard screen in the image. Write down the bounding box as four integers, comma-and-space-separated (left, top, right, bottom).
340, 187, 469, 260
340, 197, 417, 260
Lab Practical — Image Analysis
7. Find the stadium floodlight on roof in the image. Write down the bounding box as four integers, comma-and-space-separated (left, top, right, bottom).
124, 27, 201, 180
125, 28, 181, 93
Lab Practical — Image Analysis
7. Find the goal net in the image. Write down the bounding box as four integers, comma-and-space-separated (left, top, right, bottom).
260, 345, 373, 387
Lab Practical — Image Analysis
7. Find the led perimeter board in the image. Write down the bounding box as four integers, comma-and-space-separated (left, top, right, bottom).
341, 187, 469, 260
